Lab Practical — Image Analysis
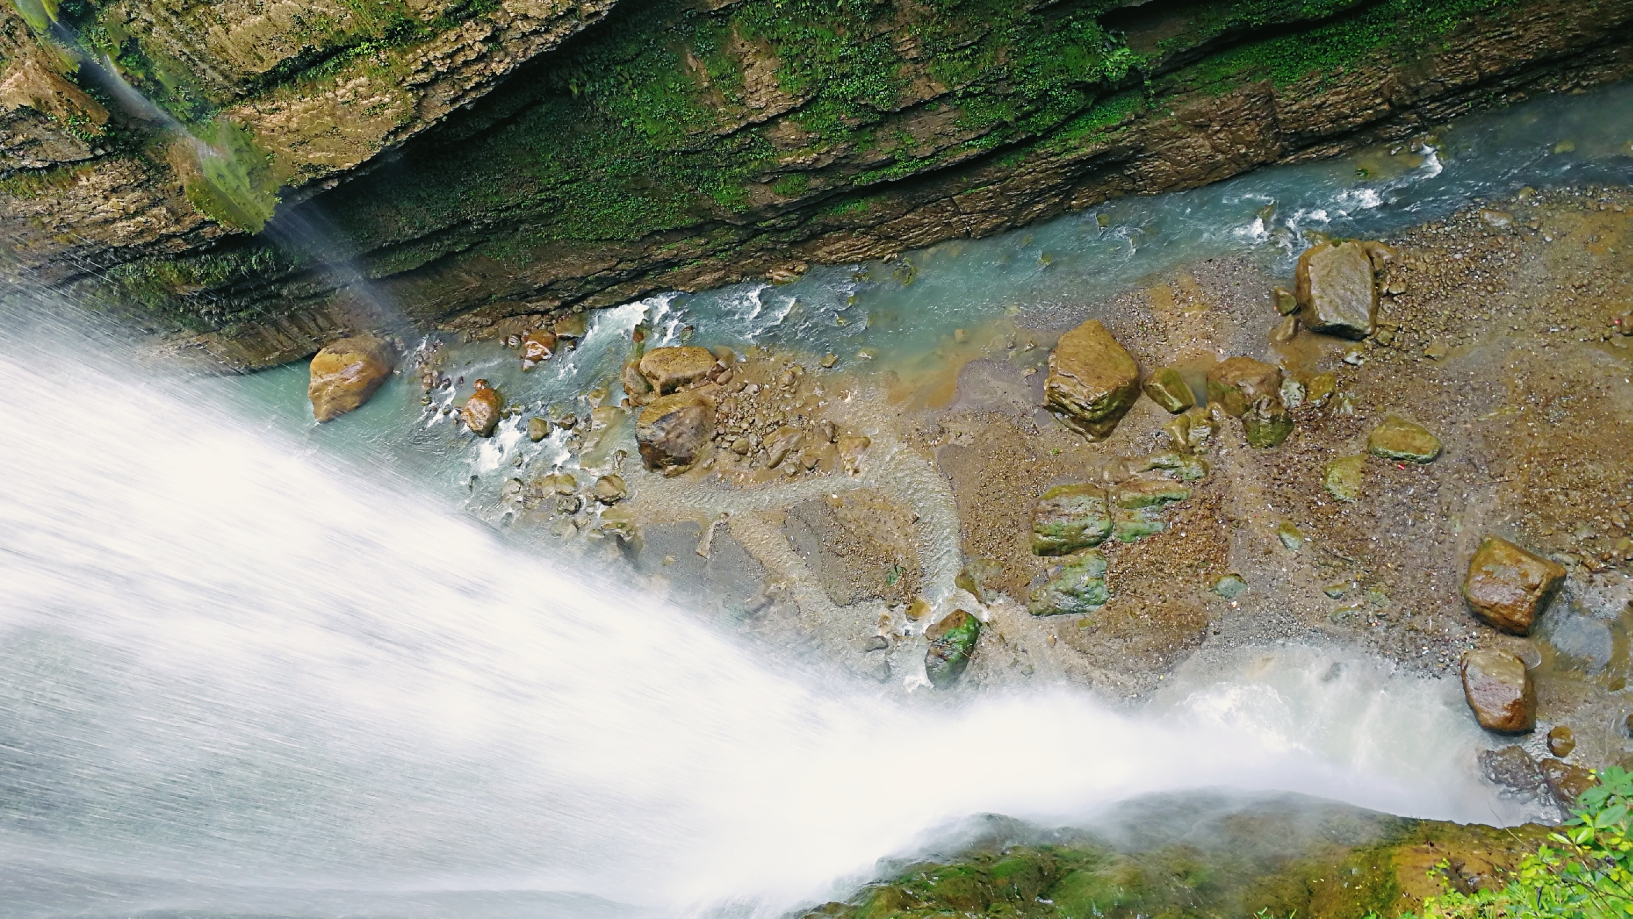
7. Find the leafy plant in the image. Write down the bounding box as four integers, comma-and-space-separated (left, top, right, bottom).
1411, 767, 1633, 919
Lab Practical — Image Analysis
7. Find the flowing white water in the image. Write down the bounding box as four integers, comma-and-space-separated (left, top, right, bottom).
0, 304, 1503, 919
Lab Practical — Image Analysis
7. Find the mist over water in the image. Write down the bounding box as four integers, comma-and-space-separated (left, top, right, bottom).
0, 302, 1499, 919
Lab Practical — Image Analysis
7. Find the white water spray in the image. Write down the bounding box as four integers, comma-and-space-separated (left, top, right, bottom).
0, 310, 1500, 919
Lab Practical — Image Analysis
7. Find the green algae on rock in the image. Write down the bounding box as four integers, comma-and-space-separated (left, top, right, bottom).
1323, 455, 1366, 502
1367, 416, 1443, 463
1031, 484, 1112, 556
1141, 367, 1196, 414
1206, 357, 1282, 418
1242, 395, 1294, 448
924, 609, 980, 689
1029, 551, 1108, 617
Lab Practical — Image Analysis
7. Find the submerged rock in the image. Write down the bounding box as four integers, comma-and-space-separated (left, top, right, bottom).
638, 346, 720, 394
1142, 367, 1196, 414
1276, 521, 1306, 550
1044, 320, 1141, 438
1323, 455, 1366, 502
1461, 649, 1535, 733
1272, 285, 1300, 316
1206, 356, 1282, 418
1367, 416, 1442, 463
1296, 240, 1379, 339
636, 391, 714, 473
924, 610, 980, 688
308, 335, 396, 422
461, 379, 503, 436
956, 558, 1005, 604
1462, 535, 1566, 636
1029, 551, 1109, 616
1242, 396, 1293, 448
1031, 484, 1111, 556
838, 434, 871, 475
521, 329, 557, 363
1478, 745, 1543, 793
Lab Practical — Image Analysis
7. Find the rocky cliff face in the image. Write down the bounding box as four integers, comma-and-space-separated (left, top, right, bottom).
2, 0, 1631, 369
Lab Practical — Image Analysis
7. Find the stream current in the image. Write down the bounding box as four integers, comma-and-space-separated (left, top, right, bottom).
1, 85, 1631, 918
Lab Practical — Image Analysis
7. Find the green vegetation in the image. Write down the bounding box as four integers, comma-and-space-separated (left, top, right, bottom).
182, 119, 282, 233
1409, 767, 1633, 919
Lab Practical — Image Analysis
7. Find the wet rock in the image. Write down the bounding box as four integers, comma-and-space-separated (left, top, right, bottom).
1044, 319, 1141, 438
1142, 367, 1195, 414
1540, 758, 1596, 806
1296, 240, 1378, 339
1211, 573, 1247, 599
1305, 372, 1337, 408
766, 427, 805, 468
620, 360, 653, 403
1367, 416, 1442, 463
1547, 725, 1575, 757
592, 474, 628, 504
1462, 535, 1567, 636
1144, 451, 1210, 481
1323, 455, 1365, 502
924, 610, 981, 689
1272, 286, 1299, 316
1461, 649, 1535, 733
1277, 521, 1305, 550
1163, 407, 1216, 454
1031, 484, 1111, 556
308, 335, 396, 422
552, 314, 588, 341
1242, 396, 1294, 448
528, 416, 551, 442
461, 379, 503, 436
1113, 506, 1165, 543
1206, 357, 1283, 418
1478, 745, 1544, 793
638, 346, 720, 394
521, 329, 556, 362
838, 434, 871, 475
1029, 551, 1109, 616
636, 392, 715, 474
1270, 313, 1299, 344
956, 557, 1005, 604
1112, 478, 1191, 509
555, 494, 584, 515
821, 352, 839, 369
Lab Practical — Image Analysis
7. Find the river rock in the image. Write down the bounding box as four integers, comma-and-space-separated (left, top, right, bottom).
1296, 240, 1378, 339
1478, 745, 1543, 793
1206, 357, 1282, 418
1461, 649, 1535, 733
639, 346, 720, 394
592, 474, 627, 504
1540, 758, 1596, 806
521, 329, 556, 362
1029, 551, 1109, 616
924, 610, 980, 689
1323, 455, 1365, 502
1547, 725, 1575, 757
1462, 535, 1566, 635
308, 335, 396, 422
1163, 406, 1216, 454
1144, 451, 1210, 481
1272, 286, 1299, 316
1142, 367, 1195, 414
636, 391, 714, 473
461, 379, 503, 436
955, 557, 1005, 604
1111, 477, 1191, 509
1044, 320, 1141, 438
1031, 484, 1111, 555
1366, 416, 1442, 463
1242, 396, 1293, 448
528, 416, 551, 442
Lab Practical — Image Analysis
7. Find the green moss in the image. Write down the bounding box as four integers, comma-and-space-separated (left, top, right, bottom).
181, 119, 282, 233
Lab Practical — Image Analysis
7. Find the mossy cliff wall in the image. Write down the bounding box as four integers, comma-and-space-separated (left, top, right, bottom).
2, 0, 1631, 368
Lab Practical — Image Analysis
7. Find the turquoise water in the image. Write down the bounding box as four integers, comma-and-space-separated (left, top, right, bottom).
213, 81, 1633, 517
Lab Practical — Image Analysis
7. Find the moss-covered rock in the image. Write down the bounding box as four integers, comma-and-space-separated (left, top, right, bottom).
924, 609, 980, 689
1028, 551, 1108, 616
1367, 416, 1443, 463
1031, 484, 1111, 556
1142, 366, 1197, 414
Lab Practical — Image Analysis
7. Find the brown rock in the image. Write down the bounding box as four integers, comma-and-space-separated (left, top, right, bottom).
461, 379, 503, 436
521, 329, 557, 362
1043, 320, 1141, 438
1539, 757, 1596, 806
636, 391, 714, 473
1547, 725, 1575, 757
1478, 745, 1543, 793
1142, 366, 1196, 414
1296, 240, 1378, 339
1460, 649, 1535, 733
1462, 536, 1566, 635
638, 346, 720, 394
308, 335, 396, 422
592, 474, 628, 504
1205, 356, 1283, 418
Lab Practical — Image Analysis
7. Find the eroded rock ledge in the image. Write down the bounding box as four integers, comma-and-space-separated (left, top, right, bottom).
2, 0, 1631, 369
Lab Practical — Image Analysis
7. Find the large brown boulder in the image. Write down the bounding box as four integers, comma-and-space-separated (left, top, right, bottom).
307, 335, 395, 422
636, 391, 715, 473
638, 346, 721, 394
1295, 241, 1378, 339
461, 379, 503, 437
1043, 320, 1140, 438
1462, 535, 1566, 635
1461, 649, 1535, 733
1205, 356, 1282, 418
